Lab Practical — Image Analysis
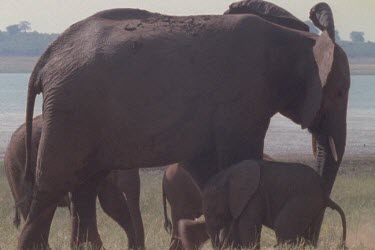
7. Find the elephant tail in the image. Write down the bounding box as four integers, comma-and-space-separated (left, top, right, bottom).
19, 66, 42, 215
162, 175, 172, 234
326, 198, 347, 249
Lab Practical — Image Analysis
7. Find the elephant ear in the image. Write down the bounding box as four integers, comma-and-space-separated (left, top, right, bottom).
228, 160, 260, 219
299, 30, 335, 129
224, 0, 309, 32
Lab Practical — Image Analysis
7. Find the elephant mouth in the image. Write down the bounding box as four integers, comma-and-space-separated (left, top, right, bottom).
312, 134, 339, 175
311, 132, 342, 195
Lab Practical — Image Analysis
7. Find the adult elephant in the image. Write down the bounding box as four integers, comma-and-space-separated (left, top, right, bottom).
19, 2, 349, 249
4, 116, 144, 249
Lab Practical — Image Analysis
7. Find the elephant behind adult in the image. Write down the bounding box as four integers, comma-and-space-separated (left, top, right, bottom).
4, 115, 144, 249
20, 3, 350, 248
162, 154, 274, 250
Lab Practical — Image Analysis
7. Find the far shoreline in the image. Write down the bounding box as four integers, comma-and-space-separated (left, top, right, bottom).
1, 56, 375, 75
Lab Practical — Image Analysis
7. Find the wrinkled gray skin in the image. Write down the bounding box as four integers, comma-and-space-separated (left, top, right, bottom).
20, 2, 349, 248
162, 154, 273, 250
4, 116, 144, 249
197, 160, 347, 249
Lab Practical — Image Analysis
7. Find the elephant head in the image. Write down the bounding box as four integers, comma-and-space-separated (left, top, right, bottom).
202, 160, 260, 248
226, 1, 350, 197
224, 2, 350, 244
304, 3, 349, 196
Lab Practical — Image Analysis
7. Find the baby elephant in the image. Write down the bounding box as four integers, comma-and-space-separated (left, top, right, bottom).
163, 155, 274, 250
181, 160, 347, 249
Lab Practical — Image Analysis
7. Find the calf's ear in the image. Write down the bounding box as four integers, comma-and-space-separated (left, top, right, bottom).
228, 160, 260, 219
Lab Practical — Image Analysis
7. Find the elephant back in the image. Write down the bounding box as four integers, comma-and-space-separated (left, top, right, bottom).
224, 0, 309, 32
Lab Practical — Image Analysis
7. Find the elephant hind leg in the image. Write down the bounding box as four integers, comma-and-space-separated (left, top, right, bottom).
70, 172, 108, 249
17, 201, 57, 249
17, 118, 98, 249
98, 178, 138, 249
274, 194, 325, 247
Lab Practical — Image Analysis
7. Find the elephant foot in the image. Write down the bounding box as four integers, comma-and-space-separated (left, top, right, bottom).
72, 242, 104, 250
17, 203, 56, 250
168, 237, 183, 250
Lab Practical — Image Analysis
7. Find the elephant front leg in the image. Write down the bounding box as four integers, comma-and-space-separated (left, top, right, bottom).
213, 103, 270, 169
70, 172, 107, 249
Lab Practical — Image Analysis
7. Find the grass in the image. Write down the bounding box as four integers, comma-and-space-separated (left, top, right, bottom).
0, 160, 374, 249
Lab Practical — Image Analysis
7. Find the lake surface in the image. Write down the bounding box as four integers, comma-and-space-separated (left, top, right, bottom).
0, 73, 374, 159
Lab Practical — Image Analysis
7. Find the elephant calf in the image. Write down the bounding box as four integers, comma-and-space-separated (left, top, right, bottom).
4, 115, 144, 249
162, 155, 273, 250
179, 160, 346, 249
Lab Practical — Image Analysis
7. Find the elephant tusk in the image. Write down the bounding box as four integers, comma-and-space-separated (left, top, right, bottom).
312, 136, 318, 160
328, 136, 338, 162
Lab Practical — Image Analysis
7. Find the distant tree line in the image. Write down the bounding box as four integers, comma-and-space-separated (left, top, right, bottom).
0, 21, 58, 56
0, 21, 374, 58
305, 21, 375, 58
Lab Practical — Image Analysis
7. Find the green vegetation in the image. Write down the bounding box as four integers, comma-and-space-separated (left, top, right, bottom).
338, 41, 375, 58
0, 30, 57, 56
0, 159, 374, 249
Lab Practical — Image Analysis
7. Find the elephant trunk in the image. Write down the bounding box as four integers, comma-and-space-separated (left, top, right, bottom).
313, 121, 346, 194
309, 125, 346, 245
310, 2, 335, 41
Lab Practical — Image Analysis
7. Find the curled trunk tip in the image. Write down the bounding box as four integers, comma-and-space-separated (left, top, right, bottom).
309, 2, 335, 41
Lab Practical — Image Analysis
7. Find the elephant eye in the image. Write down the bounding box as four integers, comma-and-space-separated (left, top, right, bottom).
337, 88, 348, 98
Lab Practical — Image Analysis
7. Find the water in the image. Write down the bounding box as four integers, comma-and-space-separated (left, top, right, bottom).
0, 74, 374, 159
265, 75, 375, 158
